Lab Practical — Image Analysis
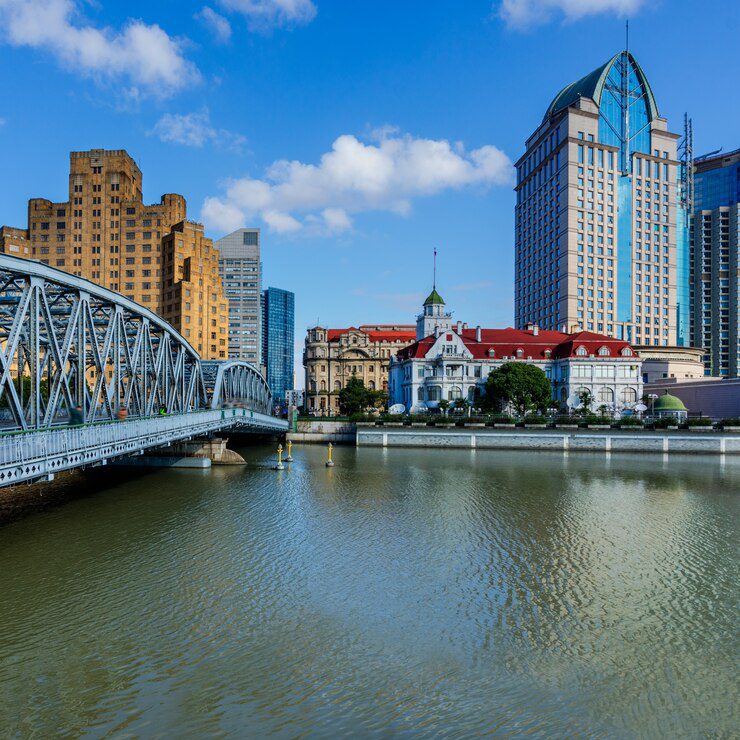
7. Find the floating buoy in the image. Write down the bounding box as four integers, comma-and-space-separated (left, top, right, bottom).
274, 444, 285, 470
325, 442, 335, 467
285, 440, 294, 462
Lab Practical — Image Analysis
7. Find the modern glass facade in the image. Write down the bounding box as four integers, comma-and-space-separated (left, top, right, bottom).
261, 287, 295, 407
598, 53, 653, 174
690, 149, 740, 376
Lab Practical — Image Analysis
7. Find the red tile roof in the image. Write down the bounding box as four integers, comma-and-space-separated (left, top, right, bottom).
396, 327, 635, 361
327, 325, 416, 343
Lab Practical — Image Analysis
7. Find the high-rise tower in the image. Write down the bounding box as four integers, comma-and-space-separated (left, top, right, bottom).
514, 51, 686, 347
690, 148, 740, 376
216, 228, 261, 364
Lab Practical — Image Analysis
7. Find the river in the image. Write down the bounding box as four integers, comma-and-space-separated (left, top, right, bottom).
0, 445, 737, 737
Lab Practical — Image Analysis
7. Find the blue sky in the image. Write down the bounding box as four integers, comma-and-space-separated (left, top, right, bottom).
0, 0, 737, 374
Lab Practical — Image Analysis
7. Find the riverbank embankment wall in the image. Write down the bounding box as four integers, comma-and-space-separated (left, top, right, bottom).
356, 427, 740, 455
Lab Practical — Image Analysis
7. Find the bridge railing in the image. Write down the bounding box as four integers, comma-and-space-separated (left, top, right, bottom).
0, 408, 287, 487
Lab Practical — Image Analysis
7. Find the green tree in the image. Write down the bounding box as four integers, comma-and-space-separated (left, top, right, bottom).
368, 390, 387, 411
438, 399, 450, 415
578, 389, 593, 414
0, 376, 49, 409
337, 375, 371, 416
484, 362, 552, 416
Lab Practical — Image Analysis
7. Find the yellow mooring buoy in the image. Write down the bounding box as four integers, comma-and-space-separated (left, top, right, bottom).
326, 442, 335, 467
274, 444, 285, 470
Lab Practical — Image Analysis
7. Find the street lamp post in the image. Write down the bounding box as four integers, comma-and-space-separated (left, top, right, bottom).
648, 393, 659, 418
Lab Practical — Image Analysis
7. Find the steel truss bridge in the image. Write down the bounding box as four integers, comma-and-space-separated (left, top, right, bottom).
0, 255, 286, 487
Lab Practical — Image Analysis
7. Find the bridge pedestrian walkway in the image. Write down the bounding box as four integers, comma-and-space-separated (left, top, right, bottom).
0, 408, 287, 487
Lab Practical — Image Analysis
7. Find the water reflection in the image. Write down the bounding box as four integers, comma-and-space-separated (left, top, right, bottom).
0, 446, 737, 736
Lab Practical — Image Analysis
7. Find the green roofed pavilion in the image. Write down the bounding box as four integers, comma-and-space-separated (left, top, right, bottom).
653, 393, 688, 412
423, 288, 445, 306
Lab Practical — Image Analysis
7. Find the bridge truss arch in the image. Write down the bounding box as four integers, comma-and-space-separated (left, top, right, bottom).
201, 360, 273, 415
0, 254, 207, 431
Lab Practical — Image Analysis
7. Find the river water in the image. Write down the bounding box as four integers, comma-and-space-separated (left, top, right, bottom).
0, 445, 737, 737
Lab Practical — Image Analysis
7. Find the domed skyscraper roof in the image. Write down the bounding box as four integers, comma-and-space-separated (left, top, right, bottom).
543, 51, 659, 123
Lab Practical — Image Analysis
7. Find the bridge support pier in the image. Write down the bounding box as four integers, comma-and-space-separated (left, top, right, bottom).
167, 437, 247, 466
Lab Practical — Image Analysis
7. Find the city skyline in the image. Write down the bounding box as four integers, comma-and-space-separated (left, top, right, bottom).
0, 0, 737, 373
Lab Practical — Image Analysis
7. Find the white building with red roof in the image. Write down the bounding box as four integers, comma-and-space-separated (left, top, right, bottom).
389, 291, 643, 413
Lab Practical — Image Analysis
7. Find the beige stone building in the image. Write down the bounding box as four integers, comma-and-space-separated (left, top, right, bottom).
0, 148, 227, 359
635, 345, 705, 384
303, 325, 416, 414
515, 50, 684, 348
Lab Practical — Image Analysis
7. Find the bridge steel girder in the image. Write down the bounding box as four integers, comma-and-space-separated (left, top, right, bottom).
0, 408, 287, 487
202, 360, 273, 415
0, 254, 207, 431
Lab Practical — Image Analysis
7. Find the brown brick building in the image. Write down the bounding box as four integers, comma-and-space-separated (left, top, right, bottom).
0, 149, 228, 359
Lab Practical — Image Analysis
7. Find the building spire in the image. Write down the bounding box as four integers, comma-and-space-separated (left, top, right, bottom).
625, 18, 629, 53
433, 247, 437, 290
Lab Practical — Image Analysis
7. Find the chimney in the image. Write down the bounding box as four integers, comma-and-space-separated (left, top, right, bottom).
434, 326, 441, 338
532, 324, 539, 336
475, 325, 481, 342
560, 324, 567, 333
463, 322, 468, 330
456, 320, 462, 334
525, 321, 534, 331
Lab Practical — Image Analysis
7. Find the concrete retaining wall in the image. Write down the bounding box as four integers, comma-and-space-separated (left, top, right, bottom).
289, 420, 356, 444
356, 428, 740, 455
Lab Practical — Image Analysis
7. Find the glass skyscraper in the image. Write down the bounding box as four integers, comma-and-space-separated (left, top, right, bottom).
690, 148, 740, 376
261, 287, 295, 407
515, 51, 687, 347
216, 228, 261, 364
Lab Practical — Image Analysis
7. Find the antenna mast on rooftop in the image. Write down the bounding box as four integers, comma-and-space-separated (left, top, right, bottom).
433, 247, 437, 290
679, 113, 694, 226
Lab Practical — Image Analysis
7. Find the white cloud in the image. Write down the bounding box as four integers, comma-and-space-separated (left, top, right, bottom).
195, 6, 232, 43
202, 128, 514, 234
217, 0, 317, 29
150, 109, 246, 151
499, 0, 644, 29
0, 0, 199, 97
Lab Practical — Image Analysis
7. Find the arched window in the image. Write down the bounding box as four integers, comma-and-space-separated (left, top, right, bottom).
448, 387, 462, 400
544, 349, 552, 358
320, 380, 326, 392
621, 387, 637, 404
576, 345, 588, 356
560, 386, 567, 401
334, 380, 341, 391
417, 387, 424, 401
516, 348, 524, 358
621, 347, 633, 357
598, 387, 614, 403
598, 346, 610, 356
488, 349, 496, 358
427, 386, 441, 401
310, 381, 316, 392
368, 381, 375, 390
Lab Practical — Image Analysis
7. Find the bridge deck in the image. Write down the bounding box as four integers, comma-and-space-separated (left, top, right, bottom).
0, 409, 287, 487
